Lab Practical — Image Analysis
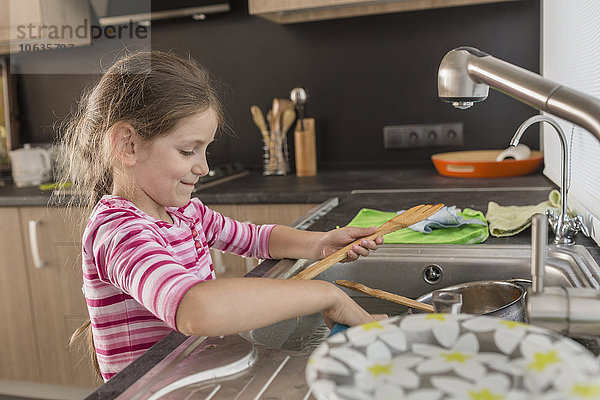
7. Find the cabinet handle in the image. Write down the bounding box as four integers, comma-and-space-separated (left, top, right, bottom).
28, 220, 46, 268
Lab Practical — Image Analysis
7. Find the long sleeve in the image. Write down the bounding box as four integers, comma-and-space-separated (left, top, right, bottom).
186, 198, 275, 260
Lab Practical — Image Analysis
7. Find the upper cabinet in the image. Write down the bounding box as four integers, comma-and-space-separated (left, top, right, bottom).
0, 0, 91, 54
248, 0, 520, 24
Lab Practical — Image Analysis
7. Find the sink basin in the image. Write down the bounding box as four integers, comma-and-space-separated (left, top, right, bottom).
119, 243, 600, 400
249, 244, 600, 353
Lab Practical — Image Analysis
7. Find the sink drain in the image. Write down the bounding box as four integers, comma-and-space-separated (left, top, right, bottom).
423, 265, 443, 284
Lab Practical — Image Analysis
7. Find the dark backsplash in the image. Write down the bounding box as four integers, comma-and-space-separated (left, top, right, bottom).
14, 0, 540, 170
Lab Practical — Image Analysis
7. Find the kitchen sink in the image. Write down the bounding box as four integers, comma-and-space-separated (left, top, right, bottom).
118, 243, 600, 400
248, 243, 600, 353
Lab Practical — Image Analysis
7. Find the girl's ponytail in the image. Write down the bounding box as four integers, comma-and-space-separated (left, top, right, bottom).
69, 319, 101, 380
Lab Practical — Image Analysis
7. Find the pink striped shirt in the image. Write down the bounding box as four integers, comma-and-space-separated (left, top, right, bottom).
82, 195, 274, 381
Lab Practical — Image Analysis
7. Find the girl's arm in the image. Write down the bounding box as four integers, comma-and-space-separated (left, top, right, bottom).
176, 277, 376, 337
176, 222, 386, 337
267, 225, 383, 261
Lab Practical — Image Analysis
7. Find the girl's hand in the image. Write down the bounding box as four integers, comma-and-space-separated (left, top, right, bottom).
321, 286, 388, 329
318, 226, 384, 263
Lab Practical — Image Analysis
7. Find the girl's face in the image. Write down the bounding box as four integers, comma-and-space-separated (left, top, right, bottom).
130, 108, 218, 216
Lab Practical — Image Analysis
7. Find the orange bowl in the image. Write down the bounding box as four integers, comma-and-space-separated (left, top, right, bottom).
431, 150, 544, 178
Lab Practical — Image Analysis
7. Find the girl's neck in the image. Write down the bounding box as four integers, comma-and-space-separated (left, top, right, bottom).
112, 188, 174, 225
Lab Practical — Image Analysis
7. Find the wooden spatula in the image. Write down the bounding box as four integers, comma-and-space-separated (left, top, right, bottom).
250, 105, 270, 146
335, 280, 434, 313
291, 203, 444, 280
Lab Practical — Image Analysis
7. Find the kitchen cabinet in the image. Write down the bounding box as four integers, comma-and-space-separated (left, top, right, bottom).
0, 0, 90, 54
207, 203, 319, 277
0, 206, 99, 387
248, 0, 520, 24
0, 207, 39, 382
17, 206, 100, 388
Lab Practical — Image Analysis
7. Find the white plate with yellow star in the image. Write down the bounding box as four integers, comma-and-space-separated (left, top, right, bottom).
306, 314, 600, 400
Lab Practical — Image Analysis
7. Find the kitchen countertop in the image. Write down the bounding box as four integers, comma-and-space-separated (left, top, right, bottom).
0, 166, 554, 206
12, 166, 585, 399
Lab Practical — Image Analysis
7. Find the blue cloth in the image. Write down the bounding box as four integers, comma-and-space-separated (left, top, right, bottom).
400, 205, 487, 234
329, 323, 349, 336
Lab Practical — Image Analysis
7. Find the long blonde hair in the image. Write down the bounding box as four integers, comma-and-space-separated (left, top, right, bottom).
57, 51, 225, 378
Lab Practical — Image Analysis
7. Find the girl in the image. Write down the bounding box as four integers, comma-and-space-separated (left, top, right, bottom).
59, 51, 384, 381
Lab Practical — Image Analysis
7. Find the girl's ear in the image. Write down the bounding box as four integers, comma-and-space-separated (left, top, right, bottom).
109, 122, 137, 167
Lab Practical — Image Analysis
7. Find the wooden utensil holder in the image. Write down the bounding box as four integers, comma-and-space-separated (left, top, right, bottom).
294, 118, 316, 177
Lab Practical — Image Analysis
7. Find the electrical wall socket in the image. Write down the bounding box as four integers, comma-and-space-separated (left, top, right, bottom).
383, 122, 464, 149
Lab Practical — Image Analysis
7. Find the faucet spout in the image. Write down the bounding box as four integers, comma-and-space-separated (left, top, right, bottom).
438, 47, 600, 141
512, 114, 569, 220
511, 114, 588, 244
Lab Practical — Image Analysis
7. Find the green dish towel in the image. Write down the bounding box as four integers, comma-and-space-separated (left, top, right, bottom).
485, 189, 561, 237
346, 207, 489, 244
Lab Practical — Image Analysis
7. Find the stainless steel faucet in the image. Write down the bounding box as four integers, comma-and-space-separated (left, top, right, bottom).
511, 115, 588, 244
438, 46, 598, 244
437, 47, 600, 141
437, 47, 600, 335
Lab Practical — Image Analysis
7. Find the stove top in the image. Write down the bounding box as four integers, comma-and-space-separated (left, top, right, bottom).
193, 162, 248, 192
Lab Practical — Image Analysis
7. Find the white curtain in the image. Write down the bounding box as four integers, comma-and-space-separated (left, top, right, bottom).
542, 0, 600, 245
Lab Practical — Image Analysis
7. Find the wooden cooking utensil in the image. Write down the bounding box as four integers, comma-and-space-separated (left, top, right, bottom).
335, 280, 434, 313
266, 108, 274, 132
252, 105, 278, 172
290, 203, 444, 280
270, 98, 288, 172
281, 109, 297, 172
271, 98, 281, 132
281, 108, 296, 133
250, 105, 270, 146
278, 98, 295, 116
265, 109, 280, 171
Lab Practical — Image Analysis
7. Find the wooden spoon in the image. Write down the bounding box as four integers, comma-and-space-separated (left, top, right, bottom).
270, 98, 289, 171
281, 109, 296, 133
278, 98, 295, 116
265, 109, 279, 172
252, 105, 278, 172
335, 280, 434, 313
290, 203, 444, 280
250, 105, 270, 146
266, 108, 273, 131
271, 98, 281, 133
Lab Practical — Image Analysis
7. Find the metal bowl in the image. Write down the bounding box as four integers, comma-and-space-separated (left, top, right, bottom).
414, 280, 528, 322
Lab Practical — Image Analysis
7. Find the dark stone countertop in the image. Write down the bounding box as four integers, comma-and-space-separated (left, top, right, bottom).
40, 167, 590, 399
192, 167, 556, 204
0, 166, 553, 206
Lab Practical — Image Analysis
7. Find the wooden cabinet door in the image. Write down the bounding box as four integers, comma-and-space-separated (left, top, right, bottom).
0, 207, 40, 381
236, 203, 318, 225
248, 0, 520, 24
0, 0, 90, 54
19, 207, 100, 388
0, 0, 43, 44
